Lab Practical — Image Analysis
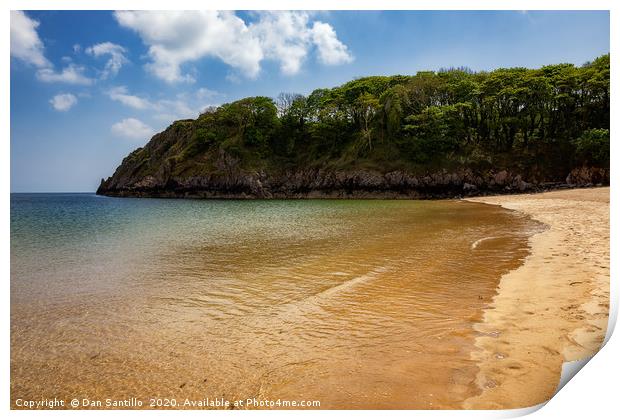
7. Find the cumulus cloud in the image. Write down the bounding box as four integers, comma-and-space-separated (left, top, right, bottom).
114, 11, 352, 82
106, 86, 205, 122
11, 12, 101, 85
115, 11, 261, 82
36, 64, 94, 85
111, 118, 155, 140
107, 86, 153, 109
49, 93, 78, 111
86, 42, 128, 78
249, 11, 312, 75
311, 21, 354, 65
10, 11, 51, 68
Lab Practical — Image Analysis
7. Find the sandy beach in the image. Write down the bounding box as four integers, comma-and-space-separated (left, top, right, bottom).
463, 187, 610, 409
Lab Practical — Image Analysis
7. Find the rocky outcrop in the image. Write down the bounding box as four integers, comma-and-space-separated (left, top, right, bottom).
97, 120, 609, 199
566, 166, 609, 186
97, 164, 607, 199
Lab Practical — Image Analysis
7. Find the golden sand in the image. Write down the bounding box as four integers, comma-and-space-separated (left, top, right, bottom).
463, 187, 610, 409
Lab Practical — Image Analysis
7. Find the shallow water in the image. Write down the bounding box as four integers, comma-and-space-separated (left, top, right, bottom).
11, 194, 541, 409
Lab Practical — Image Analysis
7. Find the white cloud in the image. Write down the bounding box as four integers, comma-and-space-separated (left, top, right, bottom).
86, 42, 128, 78
196, 87, 220, 99
114, 11, 352, 83
36, 64, 94, 85
107, 86, 153, 109
106, 86, 202, 122
111, 118, 155, 140
11, 12, 114, 86
249, 11, 311, 75
311, 22, 354, 65
49, 93, 78, 111
11, 12, 100, 86
115, 10, 261, 83
10, 11, 51, 68
158, 98, 194, 118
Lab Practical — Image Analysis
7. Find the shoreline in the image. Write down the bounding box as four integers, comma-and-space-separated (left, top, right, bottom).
462, 187, 610, 409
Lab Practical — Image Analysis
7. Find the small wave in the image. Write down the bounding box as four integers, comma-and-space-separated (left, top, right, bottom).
317, 266, 389, 299
276, 266, 390, 318
329, 271, 350, 277
471, 236, 497, 250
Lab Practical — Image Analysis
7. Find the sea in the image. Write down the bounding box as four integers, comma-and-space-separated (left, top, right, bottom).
10, 193, 542, 409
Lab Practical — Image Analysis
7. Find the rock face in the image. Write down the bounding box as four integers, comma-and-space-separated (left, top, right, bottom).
96, 119, 609, 199
566, 166, 609, 186
97, 160, 609, 199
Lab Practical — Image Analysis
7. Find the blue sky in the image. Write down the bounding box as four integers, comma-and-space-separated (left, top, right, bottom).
10, 10, 610, 192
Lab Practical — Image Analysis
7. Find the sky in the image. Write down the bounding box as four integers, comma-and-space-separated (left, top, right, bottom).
10, 10, 610, 192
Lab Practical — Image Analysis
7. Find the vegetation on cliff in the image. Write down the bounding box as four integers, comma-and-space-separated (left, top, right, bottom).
98, 54, 609, 197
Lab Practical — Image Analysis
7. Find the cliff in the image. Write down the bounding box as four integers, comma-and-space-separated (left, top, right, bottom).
97, 56, 609, 199
97, 166, 609, 199
96, 120, 608, 198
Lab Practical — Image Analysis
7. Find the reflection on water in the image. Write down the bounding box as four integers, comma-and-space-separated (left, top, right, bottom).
11, 194, 541, 409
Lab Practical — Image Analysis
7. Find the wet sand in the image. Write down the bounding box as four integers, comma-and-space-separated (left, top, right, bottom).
463, 187, 610, 409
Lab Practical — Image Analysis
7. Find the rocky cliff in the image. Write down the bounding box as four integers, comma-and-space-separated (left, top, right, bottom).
97, 68, 609, 199
97, 131, 609, 199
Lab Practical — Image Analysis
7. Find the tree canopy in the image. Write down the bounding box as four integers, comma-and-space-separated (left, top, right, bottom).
127, 54, 610, 181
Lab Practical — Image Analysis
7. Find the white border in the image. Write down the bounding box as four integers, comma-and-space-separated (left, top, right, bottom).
2, 0, 617, 10
3, 1, 616, 420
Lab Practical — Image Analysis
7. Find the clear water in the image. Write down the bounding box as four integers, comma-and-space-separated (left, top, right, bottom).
11, 193, 541, 409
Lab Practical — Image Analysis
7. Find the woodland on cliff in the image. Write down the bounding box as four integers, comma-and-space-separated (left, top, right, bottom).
102, 54, 609, 193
